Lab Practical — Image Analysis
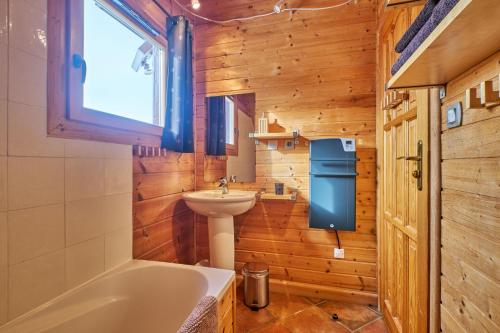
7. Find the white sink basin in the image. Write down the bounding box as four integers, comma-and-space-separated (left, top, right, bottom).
183, 190, 257, 270
182, 190, 257, 217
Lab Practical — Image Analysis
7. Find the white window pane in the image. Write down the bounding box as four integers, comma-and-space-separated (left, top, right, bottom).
83, 0, 163, 125
225, 97, 234, 145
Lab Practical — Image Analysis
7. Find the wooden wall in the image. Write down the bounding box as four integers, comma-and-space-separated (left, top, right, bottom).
131, 0, 198, 264
439, 52, 500, 333
193, 0, 378, 303
132, 152, 196, 263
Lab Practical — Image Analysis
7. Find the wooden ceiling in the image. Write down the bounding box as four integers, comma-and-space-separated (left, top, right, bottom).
164, 0, 359, 23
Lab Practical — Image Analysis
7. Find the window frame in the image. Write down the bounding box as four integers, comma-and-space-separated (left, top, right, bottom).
47, 0, 168, 146
224, 97, 238, 156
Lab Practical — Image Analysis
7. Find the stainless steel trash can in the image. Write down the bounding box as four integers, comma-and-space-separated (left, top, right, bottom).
242, 262, 269, 310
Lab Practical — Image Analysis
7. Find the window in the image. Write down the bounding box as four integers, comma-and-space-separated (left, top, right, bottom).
82, 0, 165, 126
47, 0, 169, 145
225, 97, 235, 145
225, 97, 238, 156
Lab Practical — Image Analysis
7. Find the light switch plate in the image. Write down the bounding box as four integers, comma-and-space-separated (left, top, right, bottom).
334, 248, 345, 259
446, 102, 462, 128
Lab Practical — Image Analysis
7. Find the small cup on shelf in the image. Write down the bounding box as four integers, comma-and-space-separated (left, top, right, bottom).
274, 183, 284, 195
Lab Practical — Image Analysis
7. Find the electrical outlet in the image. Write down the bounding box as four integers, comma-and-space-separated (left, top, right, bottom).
284, 139, 294, 150
334, 248, 344, 259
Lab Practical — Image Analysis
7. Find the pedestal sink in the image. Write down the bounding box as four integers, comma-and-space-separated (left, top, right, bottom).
183, 190, 257, 270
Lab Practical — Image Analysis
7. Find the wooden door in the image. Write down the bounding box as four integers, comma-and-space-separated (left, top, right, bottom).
381, 89, 429, 333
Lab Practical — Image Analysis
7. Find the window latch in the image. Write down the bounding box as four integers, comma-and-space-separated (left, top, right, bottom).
72, 54, 87, 84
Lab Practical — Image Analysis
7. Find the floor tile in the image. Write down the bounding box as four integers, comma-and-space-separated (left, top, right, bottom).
281, 306, 350, 333
304, 296, 326, 305
235, 299, 276, 333
356, 318, 388, 333
251, 322, 292, 333
318, 300, 379, 330
266, 292, 314, 319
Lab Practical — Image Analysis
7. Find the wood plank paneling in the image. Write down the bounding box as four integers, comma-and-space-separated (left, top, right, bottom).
193, 0, 377, 303
440, 53, 500, 333
133, 153, 196, 264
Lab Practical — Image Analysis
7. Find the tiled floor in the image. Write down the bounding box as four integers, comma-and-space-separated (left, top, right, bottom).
235, 288, 388, 333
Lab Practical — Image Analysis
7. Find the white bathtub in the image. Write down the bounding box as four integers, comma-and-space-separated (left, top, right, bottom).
0, 260, 235, 333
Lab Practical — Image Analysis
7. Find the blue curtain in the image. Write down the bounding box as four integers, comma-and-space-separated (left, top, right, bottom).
161, 16, 194, 153
205, 96, 226, 156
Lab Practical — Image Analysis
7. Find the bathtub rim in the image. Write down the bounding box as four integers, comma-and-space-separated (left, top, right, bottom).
0, 259, 235, 331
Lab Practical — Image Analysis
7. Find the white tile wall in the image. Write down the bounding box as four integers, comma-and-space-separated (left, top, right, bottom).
0, 0, 7, 323
0, 156, 6, 211
0, 212, 6, 268
105, 226, 132, 270
65, 158, 105, 201
0, 0, 133, 325
7, 157, 65, 210
66, 197, 105, 246
8, 204, 65, 265
105, 159, 133, 195
8, 102, 65, 157
0, 101, 7, 155
65, 237, 105, 289
0, 43, 6, 102
8, 250, 65, 319
8, 47, 47, 107
8, 0, 47, 59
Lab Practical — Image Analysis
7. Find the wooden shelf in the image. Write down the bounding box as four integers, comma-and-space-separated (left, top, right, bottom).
387, 0, 500, 89
259, 192, 297, 201
249, 131, 298, 140
385, 0, 425, 8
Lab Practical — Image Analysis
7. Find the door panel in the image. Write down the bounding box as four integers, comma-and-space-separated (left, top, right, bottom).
381, 89, 429, 333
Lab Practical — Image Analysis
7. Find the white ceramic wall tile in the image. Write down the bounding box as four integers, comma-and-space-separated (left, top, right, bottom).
0, 43, 6, 101
8, 204, 65, 265
23, 0, 47, 13
0, 100, 6, 156
65, 237, 104, 289
8, 47, 46, 107
9, 0, 47, 59
0, 0, 7, 45
105, 226, 132, 270
0, 268, 7, 325
8, 102, 64, 157
65, 158, 105, 202
104, 143, 132, 160
0, 211, 6, 268
103, 193, 132, 233
8, 250, 65, 319
104, 159, 132, 195
7, 157, 64, 210
0, 156, 6, 211
64, 140, 107, 159
65, 197, 104, 246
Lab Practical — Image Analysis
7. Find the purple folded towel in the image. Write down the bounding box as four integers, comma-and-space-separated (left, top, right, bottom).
391, 0, 459, 75
177, 296, 218, 333
395, 0, 440, 53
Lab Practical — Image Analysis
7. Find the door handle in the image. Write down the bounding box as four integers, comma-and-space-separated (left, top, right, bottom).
72, 53, 87, 84
396, 156, 421, 161
396, 141, 423, 190
413, 140, 423, 191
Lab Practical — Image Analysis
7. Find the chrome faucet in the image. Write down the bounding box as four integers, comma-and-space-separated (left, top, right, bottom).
219, 177, 229, 194
219, 176, 237, 194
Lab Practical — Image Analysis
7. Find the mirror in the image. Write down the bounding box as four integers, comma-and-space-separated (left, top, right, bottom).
205, 93, 256, 183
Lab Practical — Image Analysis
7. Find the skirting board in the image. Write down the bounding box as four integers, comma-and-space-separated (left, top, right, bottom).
236, 275, 378, 306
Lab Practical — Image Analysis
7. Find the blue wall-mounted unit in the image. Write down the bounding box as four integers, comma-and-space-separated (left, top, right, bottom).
309, 138, 356, 231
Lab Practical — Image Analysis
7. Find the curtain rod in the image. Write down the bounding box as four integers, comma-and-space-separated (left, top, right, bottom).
151, 0, 173, 18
